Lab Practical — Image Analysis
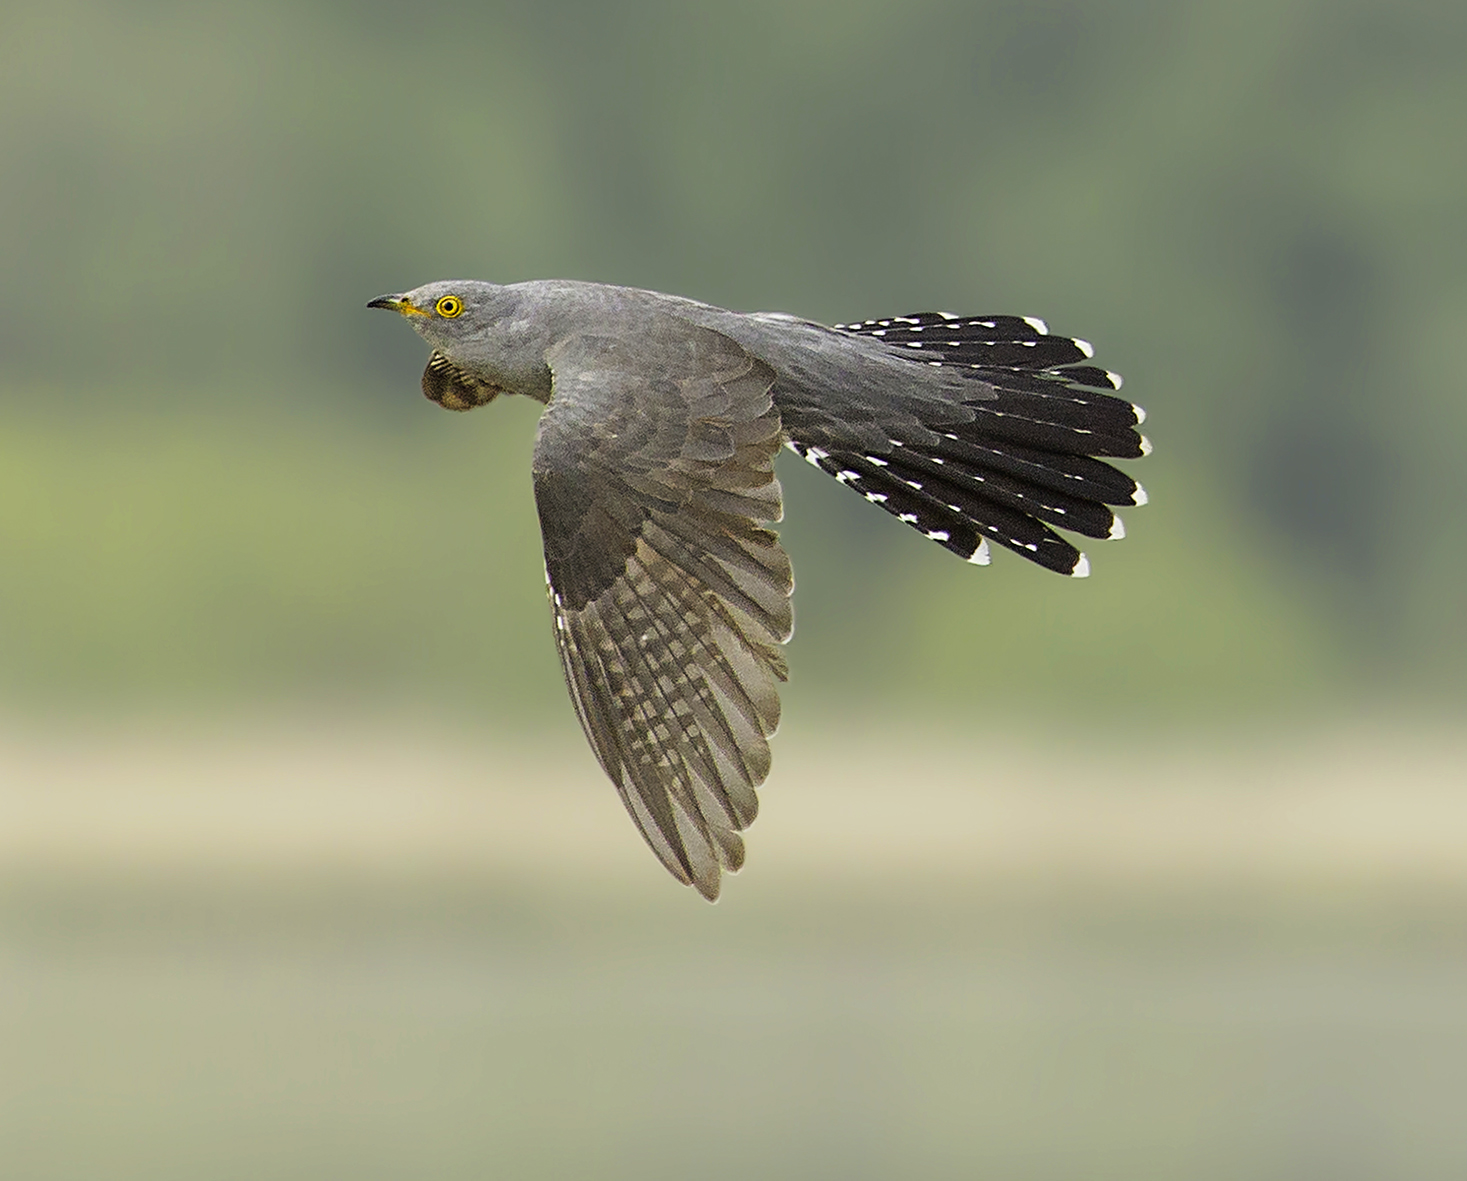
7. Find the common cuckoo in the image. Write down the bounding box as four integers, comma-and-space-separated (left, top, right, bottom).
369, 280, 1149, 899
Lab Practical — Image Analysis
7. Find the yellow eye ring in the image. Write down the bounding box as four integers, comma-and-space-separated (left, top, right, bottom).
435, 295, 463, 318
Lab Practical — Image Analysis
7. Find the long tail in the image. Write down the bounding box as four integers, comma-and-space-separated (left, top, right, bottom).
787, 312, 1149, 577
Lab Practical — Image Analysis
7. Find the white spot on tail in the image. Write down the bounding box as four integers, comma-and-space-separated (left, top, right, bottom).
1139, 435, 1153, 457
967, 539, 991, 565
1131, 402, 1145, 423
1073, 338, 1095, 358
925, 530, 950, 542
1022, 316, 1049, 335
1107, 515, 1126, 540
864, 455, 889, 467
1131, 483, 1149, 506
1071, 553, 1091, 578
898, 513, 918, 523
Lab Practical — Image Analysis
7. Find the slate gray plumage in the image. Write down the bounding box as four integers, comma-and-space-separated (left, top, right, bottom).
369, 279, 1149, 898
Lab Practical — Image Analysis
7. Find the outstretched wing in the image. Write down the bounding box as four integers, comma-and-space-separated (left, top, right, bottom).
532, 320, 791, 899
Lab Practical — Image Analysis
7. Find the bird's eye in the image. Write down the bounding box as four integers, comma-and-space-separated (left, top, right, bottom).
435, 295, 464, 318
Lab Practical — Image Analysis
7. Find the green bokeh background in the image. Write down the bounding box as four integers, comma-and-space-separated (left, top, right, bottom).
6, 0, 1464, 716
3, 3, 1466, 1178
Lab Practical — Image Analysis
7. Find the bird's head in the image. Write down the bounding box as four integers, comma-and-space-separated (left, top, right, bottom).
368, 279, 554, 405
366, 280, 499, 352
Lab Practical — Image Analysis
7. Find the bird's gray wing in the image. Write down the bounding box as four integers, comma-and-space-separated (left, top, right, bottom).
532, 320, 790, 900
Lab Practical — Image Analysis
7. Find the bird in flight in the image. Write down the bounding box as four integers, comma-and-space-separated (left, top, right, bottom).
370, 280, 1149, 899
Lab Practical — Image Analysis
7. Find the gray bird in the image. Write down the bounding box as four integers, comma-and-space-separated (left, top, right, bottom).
369, 279, 1149, 899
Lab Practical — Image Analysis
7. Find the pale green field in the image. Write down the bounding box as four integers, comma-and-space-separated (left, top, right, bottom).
5, 720, 1465, 1180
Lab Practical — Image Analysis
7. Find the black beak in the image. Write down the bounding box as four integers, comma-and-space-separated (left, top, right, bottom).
367, 294, 401, 309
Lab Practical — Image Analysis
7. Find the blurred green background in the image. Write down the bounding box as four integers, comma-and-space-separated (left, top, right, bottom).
3, 1, 1466, 1178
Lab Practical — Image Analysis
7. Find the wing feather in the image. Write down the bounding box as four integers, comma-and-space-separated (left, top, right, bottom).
533, 321, 789, 899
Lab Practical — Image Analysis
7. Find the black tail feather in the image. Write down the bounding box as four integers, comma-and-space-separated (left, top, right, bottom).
793, 311, 1149, 575
956, 383, 1140, 432
886, 447, 1122, 540
957, 405, 1146, 458
937, 437, 1146, 507
835, 311, 1089, 366
788, 442, 1087, 576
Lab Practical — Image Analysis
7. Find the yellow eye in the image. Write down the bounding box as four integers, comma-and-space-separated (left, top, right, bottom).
435, 295, 463, 318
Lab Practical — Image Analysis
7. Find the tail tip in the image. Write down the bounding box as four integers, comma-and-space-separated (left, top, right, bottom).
1071, 552, 1091, 578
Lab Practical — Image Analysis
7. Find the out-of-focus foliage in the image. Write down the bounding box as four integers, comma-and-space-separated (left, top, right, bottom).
2, 0, 1464, 713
